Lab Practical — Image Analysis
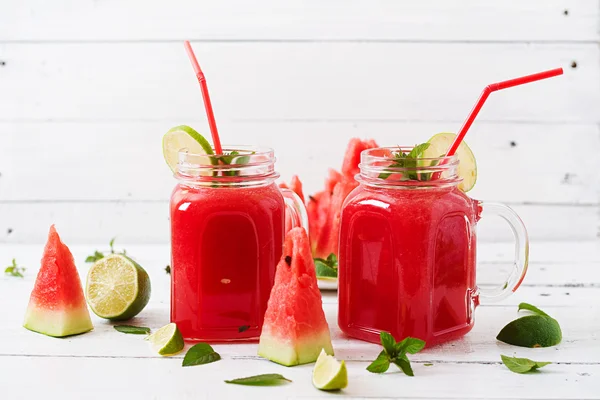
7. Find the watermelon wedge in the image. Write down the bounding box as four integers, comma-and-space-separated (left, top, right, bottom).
309, 138, 378, 259
23, 225, 93, 337
312, 179, 357, 259
280, 175, 307, 234
258, 227, 333, 366
341, 138, 378, 180
288, 175, 305, 204
280, 138, 377, 262
324, 169, 343, 193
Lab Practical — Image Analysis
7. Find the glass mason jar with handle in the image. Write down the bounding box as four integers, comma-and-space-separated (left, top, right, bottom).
170, 146, 308, 342
338, 147, 528, 347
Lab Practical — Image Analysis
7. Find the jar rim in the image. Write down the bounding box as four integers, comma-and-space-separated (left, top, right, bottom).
177, 145, 275, 167
361, 146, 459, 164
359, 146, 461, 188
175, 145, 278, 187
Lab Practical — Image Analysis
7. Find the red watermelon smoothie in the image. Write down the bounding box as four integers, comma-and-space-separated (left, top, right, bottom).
338, 147, 528, 346
170, 147, 307, 341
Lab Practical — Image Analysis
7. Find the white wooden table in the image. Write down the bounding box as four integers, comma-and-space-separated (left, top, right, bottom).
1, 241, 599, 399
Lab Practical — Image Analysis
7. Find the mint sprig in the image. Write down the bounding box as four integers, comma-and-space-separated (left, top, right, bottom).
501, 355, 551, 374
315, 253, 338, 278
4, 258, 25, 278
218, 151, 255, 177
379, 143, 431, 180
85, 237, 127, 263
366, 332, 425, 376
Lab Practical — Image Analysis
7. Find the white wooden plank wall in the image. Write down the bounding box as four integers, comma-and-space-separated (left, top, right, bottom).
0, 1, 598, 244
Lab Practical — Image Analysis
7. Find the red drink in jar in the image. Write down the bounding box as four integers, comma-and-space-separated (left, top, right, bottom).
338, 147, 528, 346
170, 147, 306, 341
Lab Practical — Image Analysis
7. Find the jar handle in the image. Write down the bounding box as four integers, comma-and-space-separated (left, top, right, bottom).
475, 201, 529, 303
280, 188, 309, 234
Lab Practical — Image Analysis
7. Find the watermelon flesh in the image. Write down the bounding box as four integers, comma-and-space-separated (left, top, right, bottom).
312, 179, 357, 258
280, 138, 378, 258
309, 138, 378, 258
258, 227, 333, 366
341, 138, 379, 179
279, 175, 306, 234
24, 225, 93, 337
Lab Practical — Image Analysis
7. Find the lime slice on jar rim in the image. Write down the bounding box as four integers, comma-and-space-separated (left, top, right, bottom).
162, 125, 214, 172
422, 132, 477, 192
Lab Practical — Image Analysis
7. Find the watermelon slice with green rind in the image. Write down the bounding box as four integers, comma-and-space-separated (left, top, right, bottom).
23, 225, 93, 337
258, 227, 334, 366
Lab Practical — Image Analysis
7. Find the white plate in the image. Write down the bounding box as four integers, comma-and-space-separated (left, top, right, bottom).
317, 278, 338, 290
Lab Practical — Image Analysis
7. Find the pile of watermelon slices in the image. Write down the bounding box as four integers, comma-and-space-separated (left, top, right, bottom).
281, 138, 378, 261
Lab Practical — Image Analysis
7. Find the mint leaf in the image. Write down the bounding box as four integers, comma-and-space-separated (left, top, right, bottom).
397, 337, 426, 354
407, 143, 430, 158
380, 143, 431, 181
232, 152, 253, 167
225, 374, 291, 386
366, 351, 391, 373
393, 356, 415, 377
501, 355, 551, 374
165, 265, 171, 274
380, 332, 397, 356
419, 156, 443, 182
182, 343, 221, 367
315, 260, 338, 278
86, 238, 128, 264
327, 253, 338, 265
378, 151, 407, 179
4, 259, 25, 278
218, 151, 256, 177
85, 251, 105, 263
518, 302, 549, 317
114, 325, 151, 335
315, 253, 338, 278
219, 151, 238, 165
424, 363, 434, 367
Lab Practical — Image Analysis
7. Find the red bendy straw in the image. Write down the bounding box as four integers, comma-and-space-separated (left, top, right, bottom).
446, 68, 564, 157
183, 40, 223, 155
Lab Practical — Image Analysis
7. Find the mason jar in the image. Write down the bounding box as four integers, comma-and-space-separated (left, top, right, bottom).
170, 146, 307, 342
338, 147, 528, 346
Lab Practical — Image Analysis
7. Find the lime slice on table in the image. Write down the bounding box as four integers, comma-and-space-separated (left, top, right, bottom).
162, 125, 214, 172
147, 323, 185, 356
86, 254, 151, 321
422, 132, 477, 192
312, 349, 348, 391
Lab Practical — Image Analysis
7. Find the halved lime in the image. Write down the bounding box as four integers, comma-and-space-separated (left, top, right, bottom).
312, 349, 348, 391
162, 125, 214, 172
86, 254, 151, 321
497, 315, 562, 348
422, 132, 477, 192
147, 323, 185, 356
